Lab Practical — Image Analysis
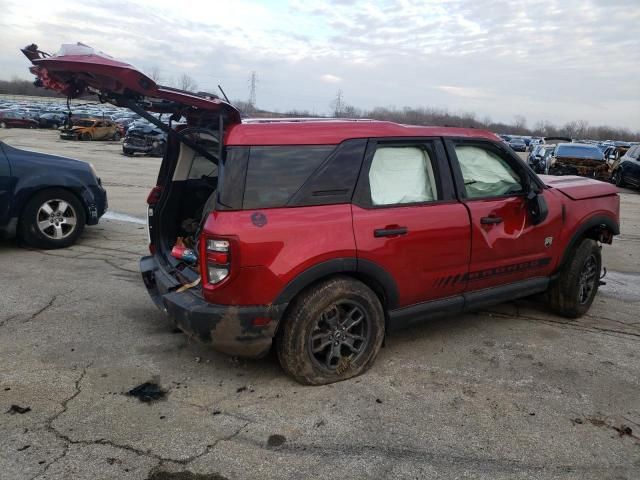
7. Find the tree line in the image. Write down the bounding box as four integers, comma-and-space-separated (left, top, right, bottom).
2, 77, 637, 142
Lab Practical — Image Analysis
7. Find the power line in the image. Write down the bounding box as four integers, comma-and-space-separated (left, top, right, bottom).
248, 71, 257, 107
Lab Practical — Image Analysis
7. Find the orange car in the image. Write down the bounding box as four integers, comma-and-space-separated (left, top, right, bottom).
59, 118, 121, 141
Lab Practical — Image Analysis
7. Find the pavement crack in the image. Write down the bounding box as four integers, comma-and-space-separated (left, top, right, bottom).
42, 365, 250, 466
27, 295, 58, 322
0, 313, 20, 327
182, 421, 251, 465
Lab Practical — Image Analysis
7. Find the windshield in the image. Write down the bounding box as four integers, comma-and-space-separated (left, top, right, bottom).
555, 144, 603, 160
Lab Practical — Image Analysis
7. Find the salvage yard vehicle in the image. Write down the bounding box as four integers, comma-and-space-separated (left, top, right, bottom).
123, 121, 167, 156
22, 43, 621, 384
60, 118, 121, 141
508, 137, 527, 152
0, 111, 40, 129
610, 144, 640, 188
0, 140, 107, 248
38, 111, 66, 129
548, 143, 608, 179
527, 144, 554, 174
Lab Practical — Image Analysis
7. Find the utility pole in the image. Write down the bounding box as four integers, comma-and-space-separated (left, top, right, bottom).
248, 71, 257, 108
332, 89, 344, 117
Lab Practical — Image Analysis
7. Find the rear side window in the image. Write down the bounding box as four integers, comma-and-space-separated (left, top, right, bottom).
243, 146, 335, 209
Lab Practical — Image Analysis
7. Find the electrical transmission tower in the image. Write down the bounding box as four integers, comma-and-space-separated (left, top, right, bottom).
248, 71, 257, 108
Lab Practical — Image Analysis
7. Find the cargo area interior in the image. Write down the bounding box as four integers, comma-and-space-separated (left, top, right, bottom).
156, 128, 221, 282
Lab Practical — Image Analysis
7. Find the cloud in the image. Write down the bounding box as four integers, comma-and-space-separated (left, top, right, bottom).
0, 0, 638, 129
320, 74, 342, 83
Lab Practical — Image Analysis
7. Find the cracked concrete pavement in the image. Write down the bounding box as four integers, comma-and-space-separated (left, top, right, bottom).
1, 130, 639, 479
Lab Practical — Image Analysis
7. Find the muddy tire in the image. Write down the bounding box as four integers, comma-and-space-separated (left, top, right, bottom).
548, 238, 601, 318
19, 188, 86, 249
81, 132, 92, 141
113, 132, 121, 141
277, 276, 385, 385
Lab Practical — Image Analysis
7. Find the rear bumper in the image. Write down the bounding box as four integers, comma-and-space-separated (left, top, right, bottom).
140, 255, 285, 358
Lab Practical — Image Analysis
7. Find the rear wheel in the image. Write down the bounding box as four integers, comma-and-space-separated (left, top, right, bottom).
19, 189, 86, 249
277, 276, 385, 385
51, 123, 59, 130
0, 122, 7, 129
548, 238, 601, 318
113, 132, 121, 141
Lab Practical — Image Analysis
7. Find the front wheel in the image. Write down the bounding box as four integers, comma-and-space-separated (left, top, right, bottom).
613, 169, 625, 187
81, 132, 92, 141
548, 238, 601, 318
277, 276, 385, 385
0, 122, 7, 129
113, 132, 121, 141
19, 188, 86, 249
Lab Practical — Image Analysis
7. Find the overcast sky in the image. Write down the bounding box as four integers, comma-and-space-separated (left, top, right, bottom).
1, 0, 638, 129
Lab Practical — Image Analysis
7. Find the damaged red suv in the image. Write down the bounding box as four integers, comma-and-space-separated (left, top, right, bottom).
23, 44, 620, 385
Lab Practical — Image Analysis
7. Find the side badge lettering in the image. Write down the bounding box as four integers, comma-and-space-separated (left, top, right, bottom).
544, 237, 553, 248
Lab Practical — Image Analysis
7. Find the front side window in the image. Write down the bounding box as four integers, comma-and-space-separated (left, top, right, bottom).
455, 145, 523, 199
368, 146, 438, 205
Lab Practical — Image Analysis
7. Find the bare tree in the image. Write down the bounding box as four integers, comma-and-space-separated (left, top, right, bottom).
146, 66, 162, 84
177, 74, 198, 92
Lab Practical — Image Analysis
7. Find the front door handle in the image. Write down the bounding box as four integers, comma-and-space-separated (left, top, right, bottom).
374, 227, 408, 238
480, 216, 503, 225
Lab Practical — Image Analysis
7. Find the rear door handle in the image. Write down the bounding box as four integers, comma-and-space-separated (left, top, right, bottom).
374, 227, 408, 237
480, 216, 503, 225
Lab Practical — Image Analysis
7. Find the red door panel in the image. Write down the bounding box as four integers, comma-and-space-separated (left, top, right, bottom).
352, 203, 471, 307
464, 192, 563, 291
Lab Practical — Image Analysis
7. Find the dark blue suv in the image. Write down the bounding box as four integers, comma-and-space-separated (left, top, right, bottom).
0, 141, 107, 248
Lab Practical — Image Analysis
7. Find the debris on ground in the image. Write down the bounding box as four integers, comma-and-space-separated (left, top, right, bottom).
267, 434, 286, 447
613, 425, 633, 437
147, 470, 229, 480
236, 386, 247, 393
127, 382, 166, 403
6, 405, 31, 414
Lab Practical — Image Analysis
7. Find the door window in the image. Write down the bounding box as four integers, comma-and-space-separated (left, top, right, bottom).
368, 146, 438, 205
455, 145, 523, 198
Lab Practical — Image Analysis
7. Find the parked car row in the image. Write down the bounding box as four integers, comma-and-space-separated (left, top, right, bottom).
525, 140, 640, 187
0, 98, 169, 155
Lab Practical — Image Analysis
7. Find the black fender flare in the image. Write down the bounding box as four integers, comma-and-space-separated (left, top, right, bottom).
558, 215, 619, 269
273, 257, 400, 310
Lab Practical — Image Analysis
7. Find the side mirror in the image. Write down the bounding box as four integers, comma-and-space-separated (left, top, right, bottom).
527, 190, 548, 225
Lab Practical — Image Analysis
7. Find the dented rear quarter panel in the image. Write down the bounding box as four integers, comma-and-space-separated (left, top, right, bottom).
200, 204, 356, 305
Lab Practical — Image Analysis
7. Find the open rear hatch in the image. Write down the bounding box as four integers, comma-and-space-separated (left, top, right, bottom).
21, 43, 240, 123
22, 43, 241, 288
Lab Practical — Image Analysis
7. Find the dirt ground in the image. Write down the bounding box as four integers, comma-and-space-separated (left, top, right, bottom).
1, 129, 639, 480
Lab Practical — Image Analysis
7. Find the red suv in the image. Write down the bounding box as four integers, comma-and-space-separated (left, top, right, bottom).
23, 44, 620, 385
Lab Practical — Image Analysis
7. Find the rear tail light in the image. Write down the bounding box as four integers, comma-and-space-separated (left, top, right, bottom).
146, 185, 162, 205
202, 237, 231, 285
